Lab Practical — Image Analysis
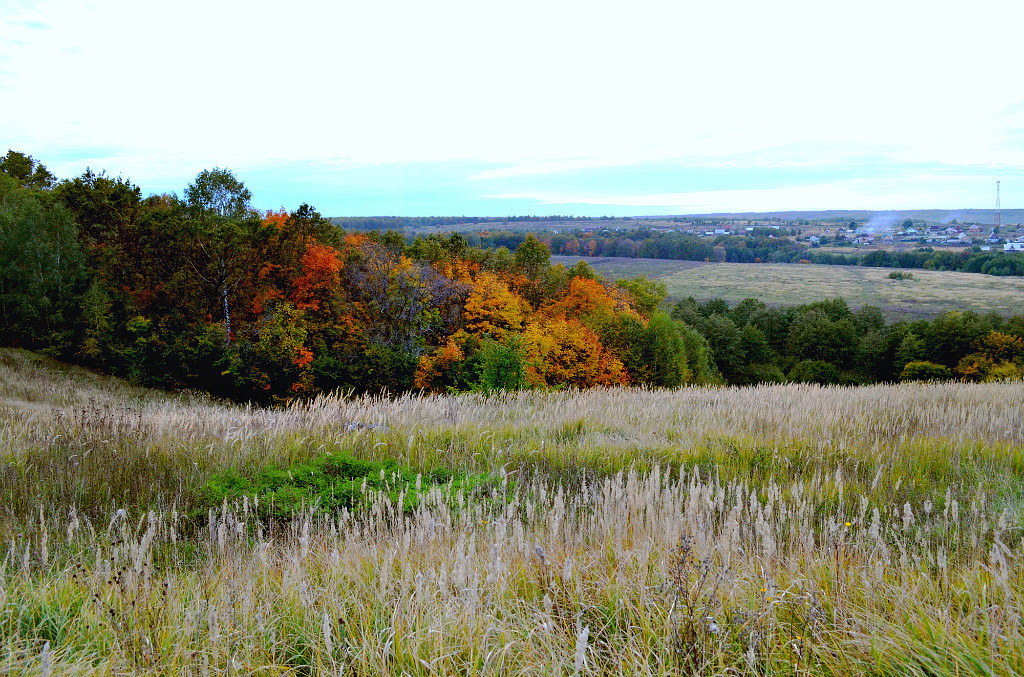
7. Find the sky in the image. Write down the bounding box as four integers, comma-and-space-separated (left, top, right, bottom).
3, 0, 1024, 217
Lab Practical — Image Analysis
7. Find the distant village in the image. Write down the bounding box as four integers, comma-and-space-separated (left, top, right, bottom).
801, 221, 1024, 252
391, 212, 1024, 255
575, 217, 1024, 252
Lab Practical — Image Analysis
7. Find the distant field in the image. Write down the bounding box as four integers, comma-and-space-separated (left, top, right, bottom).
553, 255, 1024, 317
553, 254, 711, 280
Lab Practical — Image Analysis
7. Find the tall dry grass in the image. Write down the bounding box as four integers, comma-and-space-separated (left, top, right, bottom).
1, 348, 1022, 674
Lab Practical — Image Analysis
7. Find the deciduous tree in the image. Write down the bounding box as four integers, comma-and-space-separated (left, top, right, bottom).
462, 271, 525, 339
522, 317, 626, 388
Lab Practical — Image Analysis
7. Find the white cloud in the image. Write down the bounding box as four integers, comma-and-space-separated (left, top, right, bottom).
3, 0, 1024, 210
473, 157, 636, 180
487, 172, 1008, 213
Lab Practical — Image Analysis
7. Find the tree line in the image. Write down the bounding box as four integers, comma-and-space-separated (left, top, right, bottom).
461, 227, 1024, 277
670, 296, 1024, 385
469, 227, 802, 263
332, 215, 591, 230
0, 151, 715, 402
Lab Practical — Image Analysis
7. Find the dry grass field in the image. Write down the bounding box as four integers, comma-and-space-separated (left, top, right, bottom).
553, 256, 1024, 318
552, 255, 712, 281
1, 348, 1023, 675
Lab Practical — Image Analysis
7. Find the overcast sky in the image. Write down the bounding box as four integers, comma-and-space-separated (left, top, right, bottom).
3, 0, 1024, 216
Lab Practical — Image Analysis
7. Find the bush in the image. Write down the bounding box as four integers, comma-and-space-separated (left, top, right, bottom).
738, 362, 786, 385
352, 344, 419, 394
987, 361, 1023, 382
888, 271, 914, 280
899, 360, 953, 382
475, 334, 529, 392
788, 359, 841, 385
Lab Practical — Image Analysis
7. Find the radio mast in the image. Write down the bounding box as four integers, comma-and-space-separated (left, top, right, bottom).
995, 180, 1002, 230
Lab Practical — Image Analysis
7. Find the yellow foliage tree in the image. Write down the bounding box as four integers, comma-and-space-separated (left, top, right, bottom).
956, 331, 1024, 382
522, 317, 627, 388
463, 271, 525, 339
979, 331, 1024, 363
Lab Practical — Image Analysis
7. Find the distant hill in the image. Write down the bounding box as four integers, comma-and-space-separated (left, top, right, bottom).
329, 210, 1024, 229
641, 209, 1024, 226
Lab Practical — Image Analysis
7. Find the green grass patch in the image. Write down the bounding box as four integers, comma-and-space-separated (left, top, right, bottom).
204, 451, 503, 520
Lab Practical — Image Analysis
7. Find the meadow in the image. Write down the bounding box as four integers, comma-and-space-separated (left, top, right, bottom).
1, 347, 1023, 675
552, 256, 1024, 318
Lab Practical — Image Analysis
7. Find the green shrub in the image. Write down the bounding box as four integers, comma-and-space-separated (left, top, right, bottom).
899, 360, 953, 382
788, 359, 841, 385
475, 334, 529, 392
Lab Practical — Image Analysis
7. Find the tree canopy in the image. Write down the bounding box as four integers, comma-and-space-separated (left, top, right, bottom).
3, 148, 1022, 401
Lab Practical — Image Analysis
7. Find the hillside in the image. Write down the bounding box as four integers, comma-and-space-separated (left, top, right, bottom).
2, 347, 1023, 674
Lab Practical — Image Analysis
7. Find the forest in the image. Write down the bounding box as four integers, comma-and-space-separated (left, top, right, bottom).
0, 151, 715, 402
2, 149, 1023, 403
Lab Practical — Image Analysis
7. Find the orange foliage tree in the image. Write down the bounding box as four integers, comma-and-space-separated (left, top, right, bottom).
414, 338, 466, 392
290, 243, 343, 313
262, 208, 289, 231
249, 209, 292, 315
540, 276, 630, 329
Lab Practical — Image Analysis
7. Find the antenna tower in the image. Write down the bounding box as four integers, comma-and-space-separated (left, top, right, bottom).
995, 180, 1002, 230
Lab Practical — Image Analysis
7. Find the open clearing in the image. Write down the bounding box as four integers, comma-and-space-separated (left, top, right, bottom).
553, 254, 713, 281
2, 348, 1023, 674
554, 255, 1024, 317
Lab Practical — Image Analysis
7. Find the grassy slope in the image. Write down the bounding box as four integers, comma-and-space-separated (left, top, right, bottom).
554, 255, 1024, 317
2, 348, 1023, 675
